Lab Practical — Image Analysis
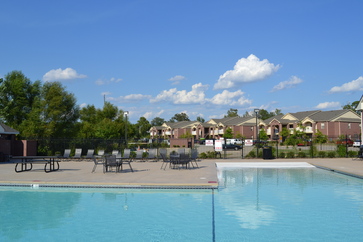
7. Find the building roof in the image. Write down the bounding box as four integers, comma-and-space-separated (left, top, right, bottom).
0, 123, 19, 135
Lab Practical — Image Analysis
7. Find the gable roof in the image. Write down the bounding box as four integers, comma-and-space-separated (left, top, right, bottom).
0, 123, 19, 135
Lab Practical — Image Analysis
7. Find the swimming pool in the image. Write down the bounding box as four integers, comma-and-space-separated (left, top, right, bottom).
1, 163, 363, 241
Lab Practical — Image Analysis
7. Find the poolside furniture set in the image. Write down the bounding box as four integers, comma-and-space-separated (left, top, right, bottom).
12, 156, 60, 173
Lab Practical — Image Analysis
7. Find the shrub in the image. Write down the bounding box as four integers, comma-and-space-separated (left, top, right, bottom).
199, 152, 207, 159
246, 150, 256, 158
318, 151, 326, 158
327, 151, 336, 158
278, 152, 285, 158
348, 150, 357, 158
297, 152, 306, 158
286, 151, 295, 158
336, 145, 347, 157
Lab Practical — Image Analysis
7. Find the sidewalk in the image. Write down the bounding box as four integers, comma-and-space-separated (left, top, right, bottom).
0, 158, 362, 189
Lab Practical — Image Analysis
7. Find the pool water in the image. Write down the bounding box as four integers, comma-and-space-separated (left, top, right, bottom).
1, 166, 363, 241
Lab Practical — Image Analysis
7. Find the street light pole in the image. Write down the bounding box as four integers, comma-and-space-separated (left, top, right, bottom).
124, 111, 129, 147
254, 108, 260, 158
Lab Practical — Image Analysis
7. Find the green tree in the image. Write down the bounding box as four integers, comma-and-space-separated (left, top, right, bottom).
342, 101, 359, 114
135, 117, 151, 138
196, 116, 205, 123
169, 112, 190, 122
259, 129, 268, 141
0, 71, 40, 128
313, 129, 328, 144
39, 81, 79, 138
224, 108, 238, 118
224, 127, 233, 139
151, 117, 165, 126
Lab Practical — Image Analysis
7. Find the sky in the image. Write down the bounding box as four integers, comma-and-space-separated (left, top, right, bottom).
1, 0, 363, 123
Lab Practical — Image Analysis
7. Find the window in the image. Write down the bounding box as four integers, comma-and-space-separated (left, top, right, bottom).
321, 123, 325, 129
348, 123, 351, 129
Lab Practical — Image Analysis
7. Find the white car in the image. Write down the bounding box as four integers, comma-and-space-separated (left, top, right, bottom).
353, 141, 361, 147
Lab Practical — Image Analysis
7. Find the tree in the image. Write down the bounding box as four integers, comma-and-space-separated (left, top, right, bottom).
223, 127, 233, 139
39, 81, 80, 138
169, 112, 190, 122
342, 101, 359, 114
196, 116, 205, 123
0, 71, 40, 128
135, 117, 151, 138
259, 129, 268, 141
151, 117, 165, 126
225, 108, 238, 118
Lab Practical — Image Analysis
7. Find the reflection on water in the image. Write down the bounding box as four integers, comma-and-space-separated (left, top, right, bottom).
0, 188, 81, 240
216, 167, 363, 240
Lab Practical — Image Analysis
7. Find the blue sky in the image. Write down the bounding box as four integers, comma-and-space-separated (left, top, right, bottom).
1, 0, 363, 123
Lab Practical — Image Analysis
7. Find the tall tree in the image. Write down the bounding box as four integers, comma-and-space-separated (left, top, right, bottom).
151, 117, 165, 126
196, 116, 205, 123
342, 101, 359, 114
0, 71, 40, 128
169, 112, 190, 122
135, 117, 151, 138
224, 108, 238, 118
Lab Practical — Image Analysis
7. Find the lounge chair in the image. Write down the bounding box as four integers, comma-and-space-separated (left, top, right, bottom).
84, 149, 94, 159
97, 150, 105, 156
122, 149, 131, 158
104, 155, 119, 173
60, 149, 71, 159
146, 149, 157, 162
135, 150, 144, 161
72, 148, 82, 160
112, 150, 119, 156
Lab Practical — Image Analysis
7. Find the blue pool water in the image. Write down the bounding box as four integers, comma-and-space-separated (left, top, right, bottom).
1, 165, 363, 241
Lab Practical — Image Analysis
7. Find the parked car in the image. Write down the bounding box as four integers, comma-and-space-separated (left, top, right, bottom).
297, 140, 312, 146
353, 140, 361, 147
222, 144, 242, 150
336, 139, 354, 146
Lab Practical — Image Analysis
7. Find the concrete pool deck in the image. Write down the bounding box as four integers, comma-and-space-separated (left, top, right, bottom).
0, 158, 362, 189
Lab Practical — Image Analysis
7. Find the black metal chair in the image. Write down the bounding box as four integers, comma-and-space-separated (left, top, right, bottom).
160, 153, 171, 170
104, 155, 119, 173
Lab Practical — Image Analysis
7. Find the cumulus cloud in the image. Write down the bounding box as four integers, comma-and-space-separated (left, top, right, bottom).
329, 76, 363, 93
168, 75, 185, 85
270, 76, 303, 92
43, 68, 86, 81
214, 54, 280, 89
315, 101, 340, 109
95, 77, 123, 85
150, 83, 209, 104
208, 90, 252, 106
107, 94, 152, 103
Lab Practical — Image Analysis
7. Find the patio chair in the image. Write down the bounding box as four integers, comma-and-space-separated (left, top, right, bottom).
97, 150, 105, 156
116, 153, 134, 172
190, 149, 199, 168
146, 149, 157, 162
177, 148, 185, 155
84, 149, 94, 159
72, 148, 82, 160
159, 148, 167, 159
92, 156, 104, 173
178, 153, 191, 169
160, 153, 171, 170
104, 155, 119, 173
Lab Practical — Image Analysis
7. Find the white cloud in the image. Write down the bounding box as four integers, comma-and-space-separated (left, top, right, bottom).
143, 110, 165, 120
79, 103, 87, 108
43, 68, 87, 82
329, 76, 363, 93
168, 75, 186, 85
150, 83, 209, 104
270, 76, 303, 92
315, 101, 340, 109
108, 94, 152, 103
208, 90, 252, 106
214, 54, 280, 89
95, 77, 123, 85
